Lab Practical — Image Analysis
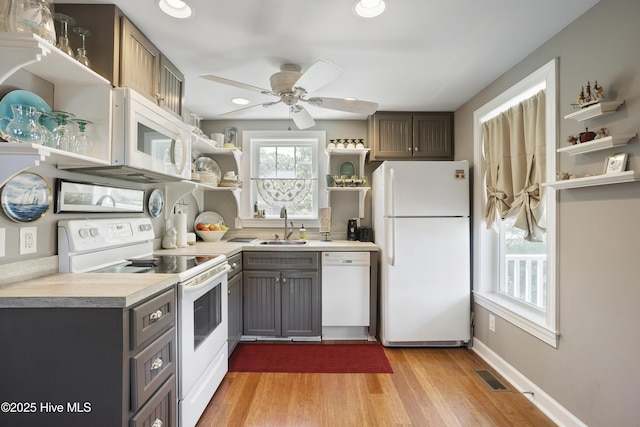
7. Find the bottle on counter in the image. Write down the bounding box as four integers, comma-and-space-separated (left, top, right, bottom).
299, 224, 307, 240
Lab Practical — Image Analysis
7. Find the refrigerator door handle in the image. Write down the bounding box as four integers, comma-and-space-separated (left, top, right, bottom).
389, 167, 395, 218
387, 167, 396, 266
390, 217, 396, 266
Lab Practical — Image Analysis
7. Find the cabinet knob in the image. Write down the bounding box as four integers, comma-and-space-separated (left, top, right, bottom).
149, 309, 163, 322
155, 93, 165, 104
407, 147, 412, 152
275, 277, 279, 283
231, 262, 238, 268
152, 419, 164, 427
282, 278, 287, 283
150, 357, 164, 371
414, 147, 419, 151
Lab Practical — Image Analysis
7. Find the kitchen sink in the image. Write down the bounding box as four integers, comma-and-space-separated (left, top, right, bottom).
257, 240, 309, 245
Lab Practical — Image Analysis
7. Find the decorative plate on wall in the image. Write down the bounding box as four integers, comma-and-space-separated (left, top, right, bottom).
1, 172, 51, 223
148, 189, 164, 217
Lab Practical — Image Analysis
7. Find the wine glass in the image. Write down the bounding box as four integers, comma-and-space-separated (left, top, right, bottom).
46, 110, 76, 151
73, 27, 91, 68
38, 112, 57, 148
54, 13, 75, 57
69, 118, 93, 155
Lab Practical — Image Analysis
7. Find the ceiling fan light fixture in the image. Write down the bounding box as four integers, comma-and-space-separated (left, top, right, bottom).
159, 0, 192, 19
353, 0, 386, 18
232, 97, 249, 105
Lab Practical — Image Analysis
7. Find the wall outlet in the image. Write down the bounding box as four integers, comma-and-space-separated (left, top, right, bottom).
489, 314, 496, 333
20, 227, 37, 255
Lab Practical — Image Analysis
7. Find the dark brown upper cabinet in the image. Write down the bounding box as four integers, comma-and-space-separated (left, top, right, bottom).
54, 3, 185, 118
368, 112, 454, 161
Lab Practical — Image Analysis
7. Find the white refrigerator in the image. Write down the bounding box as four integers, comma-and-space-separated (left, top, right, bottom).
372, 160, 470, 347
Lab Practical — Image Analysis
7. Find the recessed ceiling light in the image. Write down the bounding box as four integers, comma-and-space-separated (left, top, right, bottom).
353, 0, 386, 18
232, 97, 250, 105
159, 0, 192, 19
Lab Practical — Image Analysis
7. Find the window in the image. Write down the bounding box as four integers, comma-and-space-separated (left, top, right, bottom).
240, 131, 326, 227
473, 59, 558, 347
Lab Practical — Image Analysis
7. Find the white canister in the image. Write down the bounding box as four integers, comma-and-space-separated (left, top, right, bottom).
210, 133, 224, 147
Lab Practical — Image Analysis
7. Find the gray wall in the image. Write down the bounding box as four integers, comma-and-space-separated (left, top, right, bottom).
455, 0, 640, 425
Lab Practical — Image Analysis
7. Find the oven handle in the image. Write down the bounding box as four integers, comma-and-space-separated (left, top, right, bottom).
181, 264, 230, 294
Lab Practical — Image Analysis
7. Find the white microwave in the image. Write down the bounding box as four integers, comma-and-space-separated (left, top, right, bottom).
90, 88, 192, 182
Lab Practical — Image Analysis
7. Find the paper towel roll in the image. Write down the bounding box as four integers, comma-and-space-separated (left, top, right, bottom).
319, 207, 332, 233
173, 213, 188, 248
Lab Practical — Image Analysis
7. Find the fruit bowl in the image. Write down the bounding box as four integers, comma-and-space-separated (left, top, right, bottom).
195, 229, 227, 242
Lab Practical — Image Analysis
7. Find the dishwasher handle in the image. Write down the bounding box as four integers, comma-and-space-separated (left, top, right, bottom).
322, 252, 370, 267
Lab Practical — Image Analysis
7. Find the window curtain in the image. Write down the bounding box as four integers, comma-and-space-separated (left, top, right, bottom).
483, 90, 546, 241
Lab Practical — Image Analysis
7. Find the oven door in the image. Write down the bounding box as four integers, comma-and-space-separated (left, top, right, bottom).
178, 264, 230, 398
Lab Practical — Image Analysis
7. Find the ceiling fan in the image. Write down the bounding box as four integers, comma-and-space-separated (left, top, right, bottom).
200, 60, 379, 129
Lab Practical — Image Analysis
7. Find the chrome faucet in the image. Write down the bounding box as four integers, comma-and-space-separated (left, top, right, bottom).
280, 207, 294, 240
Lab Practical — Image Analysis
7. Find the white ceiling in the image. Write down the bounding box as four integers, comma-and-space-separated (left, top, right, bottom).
55, 0, 599, 122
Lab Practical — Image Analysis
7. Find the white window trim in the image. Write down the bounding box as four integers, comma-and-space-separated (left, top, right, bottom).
238, 130, 326, 229
472, 59, 559, 347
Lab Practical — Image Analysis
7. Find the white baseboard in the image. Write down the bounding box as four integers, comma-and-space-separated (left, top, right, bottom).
471, 339, 586, 427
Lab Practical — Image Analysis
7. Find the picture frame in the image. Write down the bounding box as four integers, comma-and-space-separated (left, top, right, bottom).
603, 152, 628, 174
55, 179, 145, 213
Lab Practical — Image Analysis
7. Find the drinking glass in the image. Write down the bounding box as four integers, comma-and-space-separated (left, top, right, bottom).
54, 12, 75, 57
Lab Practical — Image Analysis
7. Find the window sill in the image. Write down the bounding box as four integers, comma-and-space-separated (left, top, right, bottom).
473, 291, 558, 348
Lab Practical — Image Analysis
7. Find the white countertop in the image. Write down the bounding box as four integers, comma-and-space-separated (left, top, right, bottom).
0, 240, 377, 309
0, 273, 177, 308
155, 239, 379, 257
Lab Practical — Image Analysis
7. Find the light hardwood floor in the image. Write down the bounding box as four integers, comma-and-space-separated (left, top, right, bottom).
197, 344, 555, 426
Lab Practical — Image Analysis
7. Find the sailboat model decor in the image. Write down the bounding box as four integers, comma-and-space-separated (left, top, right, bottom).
1, 172, 51, 222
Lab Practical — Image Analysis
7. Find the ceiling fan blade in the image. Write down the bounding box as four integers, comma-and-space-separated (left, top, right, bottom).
306, 97, 378, 115
293, 60, 342, 94
200, 74, 274, 95
220, 100, 281, 117
290, 106, 316, 129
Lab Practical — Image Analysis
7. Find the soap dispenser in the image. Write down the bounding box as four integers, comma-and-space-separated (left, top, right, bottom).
299, 224, 307, 240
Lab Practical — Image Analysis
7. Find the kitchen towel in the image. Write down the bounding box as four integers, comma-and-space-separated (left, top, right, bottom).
173, 213, 188, 248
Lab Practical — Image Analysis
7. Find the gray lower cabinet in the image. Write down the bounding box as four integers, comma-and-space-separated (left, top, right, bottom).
227, 252, 243, 356
242, 252, 320, 337
0, 287, 177, 427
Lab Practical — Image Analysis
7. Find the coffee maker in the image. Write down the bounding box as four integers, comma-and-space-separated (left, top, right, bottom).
347, 218, 358, 241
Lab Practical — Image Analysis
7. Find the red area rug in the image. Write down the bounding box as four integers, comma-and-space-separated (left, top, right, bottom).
229, 343, 393, 374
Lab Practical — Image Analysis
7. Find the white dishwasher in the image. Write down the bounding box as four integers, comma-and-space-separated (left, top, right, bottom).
322, 252, 371, 340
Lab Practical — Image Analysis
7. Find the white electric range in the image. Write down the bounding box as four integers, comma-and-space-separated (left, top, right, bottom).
58, 218, 229, 427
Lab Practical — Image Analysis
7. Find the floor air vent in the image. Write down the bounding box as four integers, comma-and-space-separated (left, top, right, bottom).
475, 370, 509, 391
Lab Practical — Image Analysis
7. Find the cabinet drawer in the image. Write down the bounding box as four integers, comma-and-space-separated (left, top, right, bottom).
243, 251, 319, 270
131, 328, 176, 411
130, 288, 175, 350
227, 252, 243, 278
130, 374, 176, 427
